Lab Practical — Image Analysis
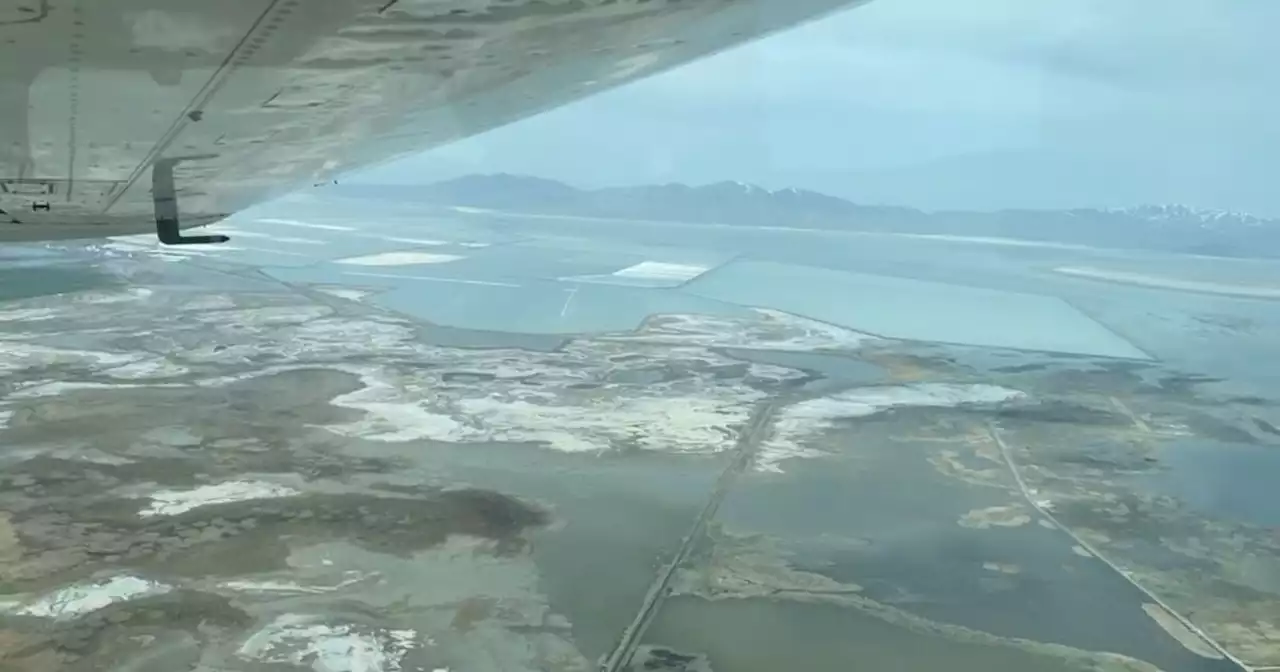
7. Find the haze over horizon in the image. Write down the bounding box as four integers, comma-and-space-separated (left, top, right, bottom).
351, 0, 1280, 218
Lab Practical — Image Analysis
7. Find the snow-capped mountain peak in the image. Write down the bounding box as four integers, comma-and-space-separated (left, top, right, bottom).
1110, 204, 1268, 228
336, 175, 1280, 259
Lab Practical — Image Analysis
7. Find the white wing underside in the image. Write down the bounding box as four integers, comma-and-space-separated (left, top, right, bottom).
0, 0, 861, 242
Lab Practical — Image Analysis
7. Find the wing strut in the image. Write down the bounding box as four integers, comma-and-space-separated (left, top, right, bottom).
152, 155, 230, 245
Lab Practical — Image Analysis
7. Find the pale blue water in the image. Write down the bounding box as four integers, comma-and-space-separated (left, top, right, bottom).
686, 259, 1151, 359
373, 281, 749, 334
82, 198, 1274, 406
135, 199, 1277, 404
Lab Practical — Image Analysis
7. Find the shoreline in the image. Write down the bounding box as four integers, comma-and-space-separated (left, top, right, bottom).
1054, 266, 1280, 300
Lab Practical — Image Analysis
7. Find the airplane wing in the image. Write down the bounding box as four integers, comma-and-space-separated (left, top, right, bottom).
0, 0, 863, 243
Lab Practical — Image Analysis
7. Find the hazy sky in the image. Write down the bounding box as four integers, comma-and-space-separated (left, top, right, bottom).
355, 0, 1280, 215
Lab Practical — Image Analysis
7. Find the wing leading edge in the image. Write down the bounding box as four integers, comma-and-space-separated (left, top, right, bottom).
0, 0, 865, 242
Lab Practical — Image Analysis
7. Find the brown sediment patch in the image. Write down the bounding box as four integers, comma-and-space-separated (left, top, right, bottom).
0, 629, 65, 671
628, 645, 713, 672
1141, 603, 1223, 659
1208, 617, 1280, 666
1072, 527, 1112, 545
862, 351, 946, 382
1132, 563, 1280, 667
0, 512, 86, 586
974, 440, 1003, 464
0, 513, 20, 563
671, 530, 862, 601
929, 449, 1006, 489
141, 489, 549, 576
889, 416, 992, 446
451, 596, 495, 632
958, 505, 1031, 529
3, 488, 550, 589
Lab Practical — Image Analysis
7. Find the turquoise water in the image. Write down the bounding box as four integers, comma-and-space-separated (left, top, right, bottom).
373, 281, 749, 334
95, 199, 1280, 386
686, 259, 1151, 359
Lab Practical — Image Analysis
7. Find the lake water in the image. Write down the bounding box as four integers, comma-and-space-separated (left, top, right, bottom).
686, 259, 1151, 359
1143, 438, 1280, 528
645, 597, 1090, 672
712, 414, 1237, 672
0, 245, 117, 300
79, 198, 1280, 391
19, 200, 1279, 671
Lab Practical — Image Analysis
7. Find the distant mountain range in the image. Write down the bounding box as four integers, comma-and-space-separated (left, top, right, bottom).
334, 174, 1280, 259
